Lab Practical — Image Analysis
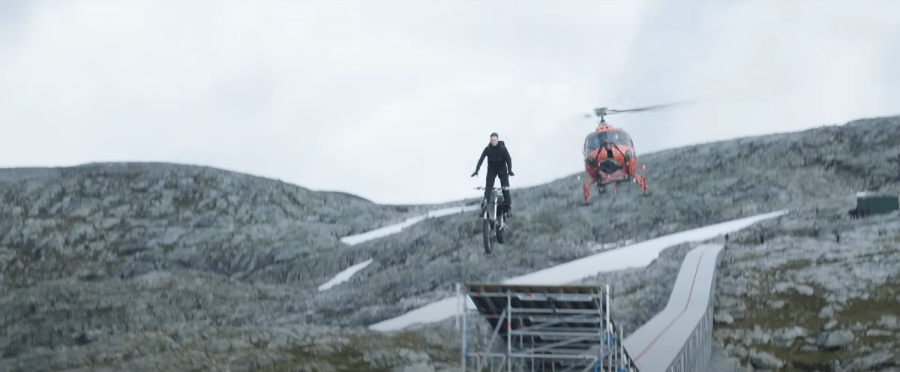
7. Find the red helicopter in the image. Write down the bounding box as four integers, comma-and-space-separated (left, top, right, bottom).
579, 104, 679, 203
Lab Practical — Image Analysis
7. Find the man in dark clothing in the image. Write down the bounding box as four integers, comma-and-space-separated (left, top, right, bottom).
471, 132, 514, 215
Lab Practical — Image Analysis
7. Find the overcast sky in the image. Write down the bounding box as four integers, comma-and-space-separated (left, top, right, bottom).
2, 1, 899, 204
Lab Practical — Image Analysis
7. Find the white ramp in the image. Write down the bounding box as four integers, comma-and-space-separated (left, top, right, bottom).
318, 258, 374, 291
623, 244, 724, 372
369, 210, 787, 331
341, 205, 479, 245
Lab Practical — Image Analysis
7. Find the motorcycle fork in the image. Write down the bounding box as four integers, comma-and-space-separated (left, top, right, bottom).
493, 198, 498, 221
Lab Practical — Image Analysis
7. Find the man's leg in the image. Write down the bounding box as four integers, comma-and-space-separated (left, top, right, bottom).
499, 173, 511, 214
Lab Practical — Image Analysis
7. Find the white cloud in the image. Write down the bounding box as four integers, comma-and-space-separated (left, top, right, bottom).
612, 1, 900, 155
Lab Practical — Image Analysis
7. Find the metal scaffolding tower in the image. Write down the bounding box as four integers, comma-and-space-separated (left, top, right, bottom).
460, 283, 638, 372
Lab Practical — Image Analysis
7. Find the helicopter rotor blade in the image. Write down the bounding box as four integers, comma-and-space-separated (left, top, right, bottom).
606, 101, 692, 115
580, 100, 694, 123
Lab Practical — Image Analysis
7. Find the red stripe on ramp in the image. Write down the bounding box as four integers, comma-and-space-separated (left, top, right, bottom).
633, 250, 708, 362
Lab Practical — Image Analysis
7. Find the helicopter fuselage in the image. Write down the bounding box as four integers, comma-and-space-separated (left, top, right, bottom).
582, 125, 638, 185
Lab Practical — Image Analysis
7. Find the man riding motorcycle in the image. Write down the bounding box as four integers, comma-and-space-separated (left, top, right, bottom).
471, 132, 514, 216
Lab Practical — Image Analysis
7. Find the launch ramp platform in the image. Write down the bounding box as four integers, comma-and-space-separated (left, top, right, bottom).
461, 283, 637, 372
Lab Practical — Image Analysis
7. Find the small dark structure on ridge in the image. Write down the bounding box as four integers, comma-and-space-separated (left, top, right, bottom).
849, 192, 899, 219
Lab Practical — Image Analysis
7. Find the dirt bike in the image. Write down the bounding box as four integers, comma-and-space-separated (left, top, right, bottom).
475, 186, 510, 254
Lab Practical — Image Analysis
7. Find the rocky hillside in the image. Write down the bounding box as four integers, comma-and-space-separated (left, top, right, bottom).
1, 116, 899, 371
711, 206, 900, 371
0, 163, 440, 288
566, 202, 900, 372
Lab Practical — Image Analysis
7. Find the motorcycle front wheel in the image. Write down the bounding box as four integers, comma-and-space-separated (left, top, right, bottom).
495, 216, 505, 244
482, 218, 494, 254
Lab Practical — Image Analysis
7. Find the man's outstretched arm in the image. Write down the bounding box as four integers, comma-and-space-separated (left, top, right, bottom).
474, 148, 487, 173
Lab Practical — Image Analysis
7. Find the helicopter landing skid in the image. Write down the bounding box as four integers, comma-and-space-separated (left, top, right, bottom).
582, 180, 593, 204
636, 164, 648, 194
635, 174, 648, 195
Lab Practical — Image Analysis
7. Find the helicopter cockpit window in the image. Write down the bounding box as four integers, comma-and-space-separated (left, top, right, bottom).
584, 134, 603, 156
606, 131, 632, 146
583, 131, 632, 157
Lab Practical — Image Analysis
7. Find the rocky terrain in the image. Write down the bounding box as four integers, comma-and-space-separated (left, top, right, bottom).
567, 204, 900, 372
711, 206, 900, 371
1, 115, 899, 371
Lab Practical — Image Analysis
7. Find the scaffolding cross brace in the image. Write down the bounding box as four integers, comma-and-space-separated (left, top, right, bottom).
460, 283, 639, 372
